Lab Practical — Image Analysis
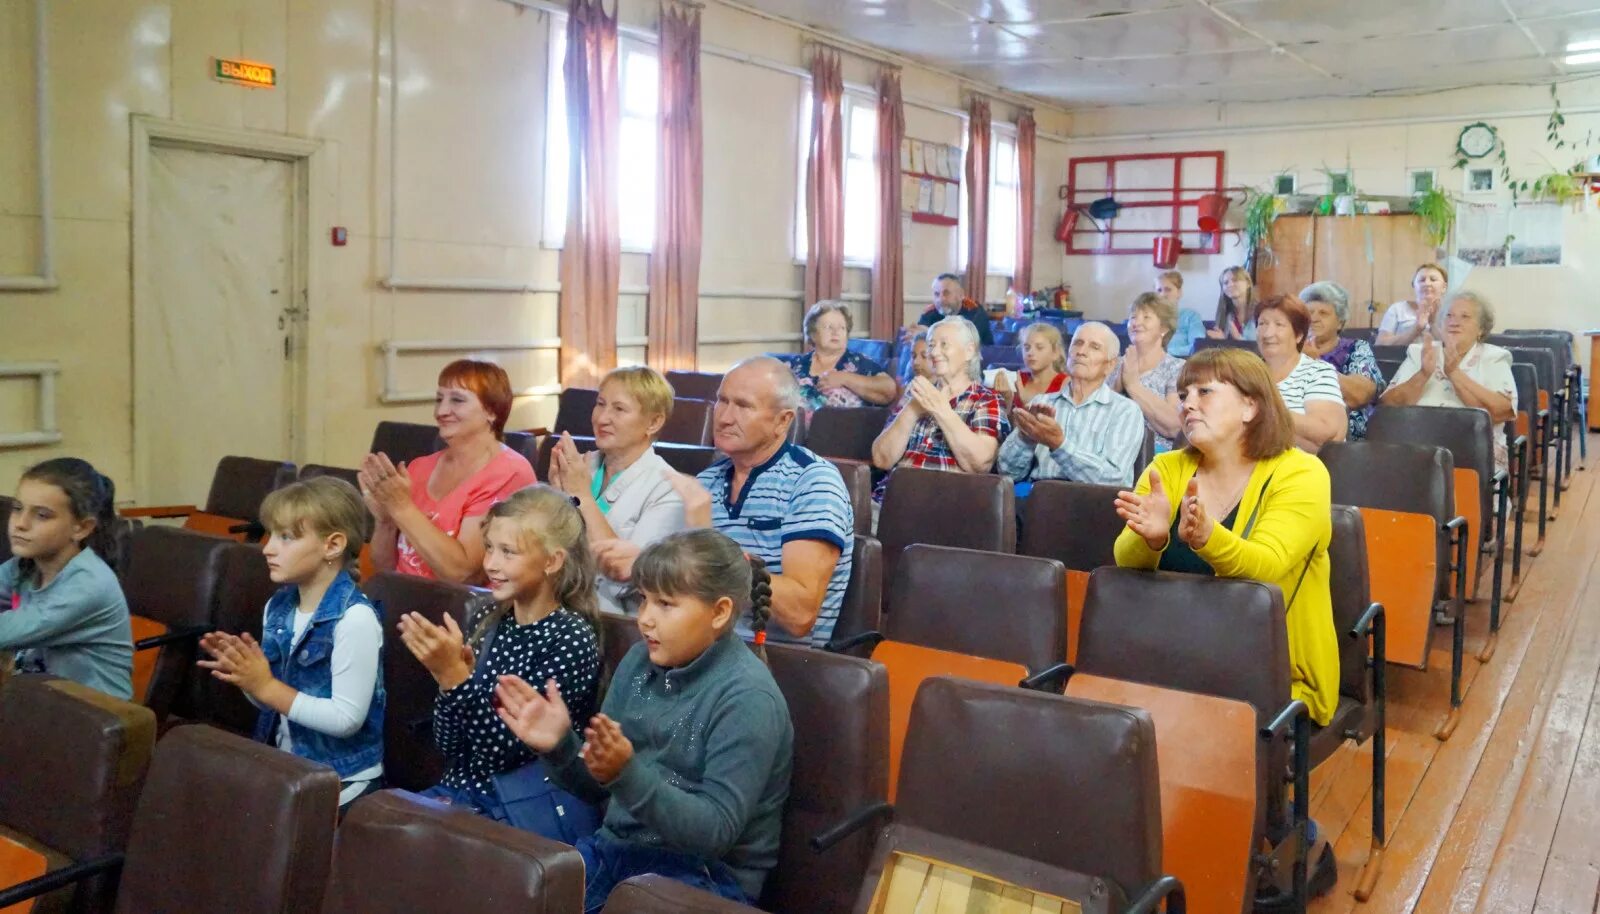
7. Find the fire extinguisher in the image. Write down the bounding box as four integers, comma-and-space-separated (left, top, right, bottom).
1055, 207, 1079, 243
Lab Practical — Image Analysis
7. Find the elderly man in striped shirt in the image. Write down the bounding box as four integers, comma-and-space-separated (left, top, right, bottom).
997, 321, 1146, 489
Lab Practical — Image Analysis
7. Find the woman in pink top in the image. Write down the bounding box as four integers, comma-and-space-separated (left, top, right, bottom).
359, 360, 536, 583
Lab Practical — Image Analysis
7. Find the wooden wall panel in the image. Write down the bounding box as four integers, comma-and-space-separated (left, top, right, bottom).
1256, 214, 1435, 329
1257, 215, 1317, 302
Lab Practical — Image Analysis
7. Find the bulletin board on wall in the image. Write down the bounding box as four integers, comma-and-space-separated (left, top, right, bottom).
902, 138, 962, 226
1062, 151, 1224, 255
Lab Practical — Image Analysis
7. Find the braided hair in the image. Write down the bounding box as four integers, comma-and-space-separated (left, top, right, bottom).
16, 458, 120, 581
633, 529, 775, 662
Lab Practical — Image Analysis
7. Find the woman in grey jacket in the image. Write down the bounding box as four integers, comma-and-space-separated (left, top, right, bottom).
1, 458, 133, 699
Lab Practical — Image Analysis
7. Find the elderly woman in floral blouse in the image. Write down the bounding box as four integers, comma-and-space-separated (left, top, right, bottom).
781, 300, 897, 416
1299, 282, 1384, 440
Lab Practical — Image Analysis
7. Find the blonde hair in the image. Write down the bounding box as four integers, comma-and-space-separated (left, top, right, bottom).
469, 485, 600, 650
259, 477, 372, 574
1157, 270, 1184, 290
1131, 292, 1178, 347
1019, 322, 1068, 373
601, 366, 675, 434
1216, 266, 1256, 328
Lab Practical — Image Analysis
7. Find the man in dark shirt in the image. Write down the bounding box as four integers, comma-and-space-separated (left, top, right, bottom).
917, 273, 994, 345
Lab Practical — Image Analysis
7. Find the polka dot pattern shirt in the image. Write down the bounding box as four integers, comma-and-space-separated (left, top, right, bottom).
432, 603, 601, 791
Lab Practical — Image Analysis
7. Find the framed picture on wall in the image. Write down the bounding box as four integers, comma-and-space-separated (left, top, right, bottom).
1464, 167, 1496, 195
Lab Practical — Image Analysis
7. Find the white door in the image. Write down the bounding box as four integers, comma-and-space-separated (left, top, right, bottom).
137, 145, 300, 506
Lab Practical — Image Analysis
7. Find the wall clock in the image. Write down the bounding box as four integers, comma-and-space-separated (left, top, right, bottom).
1457, 122, 1498, 159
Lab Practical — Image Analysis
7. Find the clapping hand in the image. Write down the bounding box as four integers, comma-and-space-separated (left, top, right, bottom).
579, 713, 635, 784
1114, 467, 1173, 551
594, 538, 643, 582
494, 676, 573, 753
907, 377, 948, 417
1443, 337, 1470, 377
1176, 477, 1213, 550
664, 469, 713, 528
550, 433, 594, 496
358, 453, 413, 519
197, 631, 274, 696
1011, 402, 1064, 450
397, 612, 474, 690
1420, 337, 1441, 379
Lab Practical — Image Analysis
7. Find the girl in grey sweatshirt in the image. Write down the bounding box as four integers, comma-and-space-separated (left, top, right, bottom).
494, 528, 793, 913
1, 458, 133, 699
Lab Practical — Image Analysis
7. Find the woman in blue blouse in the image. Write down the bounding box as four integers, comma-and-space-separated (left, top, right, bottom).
783, 300, 897, 415
1300, 281, 1384, 440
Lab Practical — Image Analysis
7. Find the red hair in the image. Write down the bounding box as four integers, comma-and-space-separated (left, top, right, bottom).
1254, 294, 1312, 347
436, 359, 514, 439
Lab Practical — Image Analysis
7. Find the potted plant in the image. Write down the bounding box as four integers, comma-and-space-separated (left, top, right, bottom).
1242, 188, 1280, 261
1413, 186, 1456, 248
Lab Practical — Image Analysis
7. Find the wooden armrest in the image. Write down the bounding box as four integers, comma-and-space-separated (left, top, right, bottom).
119, 504, 199, 519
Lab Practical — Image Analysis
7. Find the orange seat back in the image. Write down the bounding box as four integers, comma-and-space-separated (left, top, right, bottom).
1066, 673, 1256, 914
1359, 507, 1437, 668
1453, 467, 1481, 601
358, 543, 375, 581
128, 615, 169, 704
0, 834, 48, 913
1516, 410, 1530, 440
1065, 569, 1090, 664
871, 640, 1028, 802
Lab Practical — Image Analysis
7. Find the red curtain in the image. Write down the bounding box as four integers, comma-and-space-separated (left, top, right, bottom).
870, 68, 905, 343
804, 48, 844, 308
963, 98, 991, 301
559, 0, 620, 387
648, 1, 702, 371
1014, 110, 1036, 301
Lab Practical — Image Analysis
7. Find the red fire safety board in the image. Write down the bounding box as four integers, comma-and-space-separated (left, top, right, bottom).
1062, 151, 1225, 255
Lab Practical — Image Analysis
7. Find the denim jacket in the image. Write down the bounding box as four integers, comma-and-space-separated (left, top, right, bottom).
252, 572, 385, 778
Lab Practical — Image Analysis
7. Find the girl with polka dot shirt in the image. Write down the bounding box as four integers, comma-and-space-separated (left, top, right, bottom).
397, 485, 602, 829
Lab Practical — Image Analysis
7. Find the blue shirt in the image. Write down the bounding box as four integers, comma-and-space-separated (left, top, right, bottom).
0, 550, 133, 699
697, 444, 854, 647
996, 381, 1146, 487
1167, 308, 1209, 357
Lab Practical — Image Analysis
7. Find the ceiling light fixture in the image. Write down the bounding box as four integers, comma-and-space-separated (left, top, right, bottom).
1565, 38, 1600, 52
1564, 51, 1600, 65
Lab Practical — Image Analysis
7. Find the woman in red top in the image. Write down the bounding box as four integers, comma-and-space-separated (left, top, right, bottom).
360, 360, 536, 583
993, 322, 1067, 409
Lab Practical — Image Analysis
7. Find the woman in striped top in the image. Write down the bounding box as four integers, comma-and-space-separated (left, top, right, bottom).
1254, 295, 1347, 454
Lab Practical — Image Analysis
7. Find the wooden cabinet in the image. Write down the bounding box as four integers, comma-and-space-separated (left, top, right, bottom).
1255, 214, 1436, 329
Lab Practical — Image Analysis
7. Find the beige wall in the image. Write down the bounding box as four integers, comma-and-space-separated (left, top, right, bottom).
0, 0, 1070, 503
1060, 79, 1600, 372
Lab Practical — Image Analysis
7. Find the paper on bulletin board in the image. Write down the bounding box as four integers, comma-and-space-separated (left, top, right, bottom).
900, 139, 912, 172
930, 183, 946, 216
901, 175, 920, 212
1455, 201, 1563, 266
917, 180, 933, 212
943, 187, 960, 219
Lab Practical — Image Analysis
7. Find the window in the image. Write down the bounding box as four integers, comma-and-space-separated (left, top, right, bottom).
958, 128, 1021, 276
987, 131, 1020, 276
1329, 170, 1354, 195
1274, 173, 1298, 195
543, 19, 658, 251
1409, 169, 1436, 195
795, 92, 878, 265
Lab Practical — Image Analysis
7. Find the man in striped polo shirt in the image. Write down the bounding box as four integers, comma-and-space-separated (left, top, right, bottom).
675, 357, 854, 647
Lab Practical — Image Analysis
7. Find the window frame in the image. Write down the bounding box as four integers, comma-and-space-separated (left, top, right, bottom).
542, 16, 660, 253
794, 88, 880, 268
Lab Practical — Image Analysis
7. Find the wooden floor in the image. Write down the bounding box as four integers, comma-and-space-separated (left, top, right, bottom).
1309, 432, 1600, 914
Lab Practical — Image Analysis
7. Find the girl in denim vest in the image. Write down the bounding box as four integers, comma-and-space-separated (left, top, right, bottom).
199, 476, 384, 813
400, 485, 602, 831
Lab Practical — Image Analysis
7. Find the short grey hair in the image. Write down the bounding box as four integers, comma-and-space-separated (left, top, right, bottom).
729, 356, 806, 412
1447, 290, 1495, 340
802, 300, 853, 349
1299, 281, 1351, 326
1076, 320, 1123, 359
929, 315, 983, 381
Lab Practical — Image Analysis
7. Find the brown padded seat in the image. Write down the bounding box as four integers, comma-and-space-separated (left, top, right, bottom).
658, 397, 715, 446
1322, 440, 1455, 590
600, 612, 644, 679
663, 370, 724, 401
115, 725, 339, 914
1076, 567, 1288, 840
202, 456, 297, 524
118, 526, 248, 720
370, 421, 445, 465
1019, 480, 1123, 661
890, 676, 1162, 905
876, 468, 1016, 586
364, 573, 476, 791
805, 407, 890, 462
825, 458, 873, 536
175, 541, 277, 733
0, 497, 12, 563
887, 544, 1066, 672
602, 875, 758, 912
832, 535, 883, 646
554, 387, 600, 437
1368, 405, 1498, 562
762, 643, 888, 914
298, 464, 361, 488
323, 790, 584, 914
1314, 505, 1377, 765
0, 677, 156, 914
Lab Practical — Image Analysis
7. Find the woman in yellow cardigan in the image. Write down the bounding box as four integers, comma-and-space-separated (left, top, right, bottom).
1113, 346, 1339, 726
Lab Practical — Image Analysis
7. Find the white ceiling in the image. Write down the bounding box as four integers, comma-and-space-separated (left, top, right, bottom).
731, 0, 1600, 107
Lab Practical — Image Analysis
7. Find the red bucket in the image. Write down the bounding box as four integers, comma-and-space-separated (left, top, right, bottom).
1196, 193, 1229, 232
1153, 236, 1181, 268
1055, 207, 1079, 243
